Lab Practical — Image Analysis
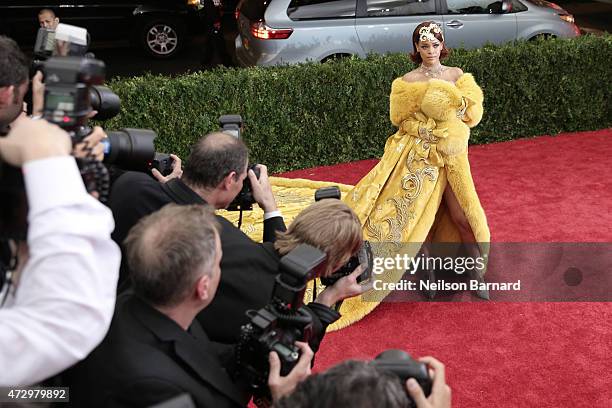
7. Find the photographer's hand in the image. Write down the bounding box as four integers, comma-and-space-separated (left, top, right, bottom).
152, 154, 183, 183
31, 70, 45, 117
73, 126, 106, 162
249, 164, 278, 213
406, 357, 452, 408
0, 118, 71, 165
268, 341, 313, 401
316, 264, 374, 307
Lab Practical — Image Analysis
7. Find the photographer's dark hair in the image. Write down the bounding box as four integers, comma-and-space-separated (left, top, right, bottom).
124, 204, 220, 307
0, 36, 29, 88
183, 132, 248, 189
273, 360, 410, 408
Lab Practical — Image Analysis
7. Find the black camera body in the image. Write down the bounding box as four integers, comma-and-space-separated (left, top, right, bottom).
227, 164, 260, 211
219, 114, 260, 211
150, 152, 174, 177
320, 240, 373, 286
236, 244, 326, 393
371, 349, 432, 407
42, 56, 159, 172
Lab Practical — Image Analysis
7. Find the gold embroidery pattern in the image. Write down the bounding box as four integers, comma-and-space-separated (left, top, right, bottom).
274, 189, 314, 206
365, 150, 437, 244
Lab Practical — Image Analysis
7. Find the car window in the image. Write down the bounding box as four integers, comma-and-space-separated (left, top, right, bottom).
287, 0, 356, 20
241, 0, 272, 21
365, 0, 436, 17
512, 0, 527, 12
445, 0, 504, 14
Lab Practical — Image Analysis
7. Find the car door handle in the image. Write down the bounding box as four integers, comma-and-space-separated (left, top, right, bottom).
446, 20, 464, 28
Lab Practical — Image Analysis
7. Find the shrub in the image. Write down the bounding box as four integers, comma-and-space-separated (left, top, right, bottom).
104, 34, 612, 172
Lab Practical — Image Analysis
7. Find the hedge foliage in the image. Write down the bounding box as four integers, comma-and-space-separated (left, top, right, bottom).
104, 34, 612, 173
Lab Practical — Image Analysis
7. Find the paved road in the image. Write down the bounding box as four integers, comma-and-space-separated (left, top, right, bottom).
95, 2, 609, 80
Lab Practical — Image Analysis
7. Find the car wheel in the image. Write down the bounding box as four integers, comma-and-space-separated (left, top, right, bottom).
530, 33, 556, 41
141, 19, 184, 58
321, 53, 352, 63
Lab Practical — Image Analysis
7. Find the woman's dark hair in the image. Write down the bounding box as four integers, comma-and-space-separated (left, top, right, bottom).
410, 21, 450, 64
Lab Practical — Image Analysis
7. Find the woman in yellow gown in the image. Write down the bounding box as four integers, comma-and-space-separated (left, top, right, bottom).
225, 21, 490, 330
333, 21, 491, 325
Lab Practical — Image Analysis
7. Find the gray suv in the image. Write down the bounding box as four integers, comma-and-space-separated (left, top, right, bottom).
235, 0, 580, 66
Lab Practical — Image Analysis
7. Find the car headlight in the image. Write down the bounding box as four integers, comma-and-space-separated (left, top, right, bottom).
186, 0, 204, 6
558, 14, 575, 24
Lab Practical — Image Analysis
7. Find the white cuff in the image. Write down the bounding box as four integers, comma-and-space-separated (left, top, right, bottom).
263, 210, 282, 220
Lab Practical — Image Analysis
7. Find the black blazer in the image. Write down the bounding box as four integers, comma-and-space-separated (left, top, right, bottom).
66, 294, 248, 408
110, 172, 339, 350
110, 172, 286, 288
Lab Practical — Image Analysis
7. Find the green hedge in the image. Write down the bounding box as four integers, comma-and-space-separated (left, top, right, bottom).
104, 34, 612, 173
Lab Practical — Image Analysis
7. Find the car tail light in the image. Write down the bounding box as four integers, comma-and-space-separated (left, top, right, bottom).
558, 14, 574, 23
250, 21, 293, 40
235, 8, 240, 20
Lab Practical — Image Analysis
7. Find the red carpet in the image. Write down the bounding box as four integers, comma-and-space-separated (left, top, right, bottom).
277, 129, 612, 407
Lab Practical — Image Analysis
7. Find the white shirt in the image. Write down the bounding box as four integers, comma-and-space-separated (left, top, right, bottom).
0, 156, 120, 386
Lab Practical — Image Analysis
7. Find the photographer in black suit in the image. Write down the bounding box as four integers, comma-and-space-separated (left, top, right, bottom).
110, 131, 283, 288
67, 204, 313, 407
197, 198, 373, 347
110, 132, 367, 353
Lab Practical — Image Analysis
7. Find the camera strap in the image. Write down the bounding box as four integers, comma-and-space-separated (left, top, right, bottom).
161, 179, 206, 205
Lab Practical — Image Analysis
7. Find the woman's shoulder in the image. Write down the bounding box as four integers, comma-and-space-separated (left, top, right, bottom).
448, 67, 464, 82
401, 69, 427, 84
399, 66, 465, 84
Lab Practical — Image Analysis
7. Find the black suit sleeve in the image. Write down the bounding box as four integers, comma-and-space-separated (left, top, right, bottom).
262, 216, 286, 243
303, 303, 341, 353
110, 378, 186, 408
109, 172, 172, 289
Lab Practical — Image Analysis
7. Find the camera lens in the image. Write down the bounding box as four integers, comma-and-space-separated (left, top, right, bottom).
104, 128, 157, 171
89, 85, 120, 121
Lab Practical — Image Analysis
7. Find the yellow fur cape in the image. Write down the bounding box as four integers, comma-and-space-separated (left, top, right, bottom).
332, 73, 490, 329
222, 74, 490, 331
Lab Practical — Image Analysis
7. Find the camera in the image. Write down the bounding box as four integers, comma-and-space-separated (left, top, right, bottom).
313, 186, 373, 287
219, 114, 242, 139
149, 153, 175, 177
34, 24, 165, 174
320, 240, 373, 286
371, 349, 432, 407
219, 114, 260, 211
227, 164, 260, 211
235, 244, 326, 394
42, 56, 160, 172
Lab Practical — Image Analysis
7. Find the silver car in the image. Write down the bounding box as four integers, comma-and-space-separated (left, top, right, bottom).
235, 0, 580, 66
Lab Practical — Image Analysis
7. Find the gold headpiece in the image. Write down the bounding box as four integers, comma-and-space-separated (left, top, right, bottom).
418, 23, 443, 42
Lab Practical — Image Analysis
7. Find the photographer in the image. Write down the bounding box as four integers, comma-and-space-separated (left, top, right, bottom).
273, 356, 451, 408
0, 118, 120, 386
38, 8, 60, 30
1, 34, 119, 386
110, 131, 283, 287
66, 204, 312, 407
110, 132, 366, 353
198, 199, 371, 349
